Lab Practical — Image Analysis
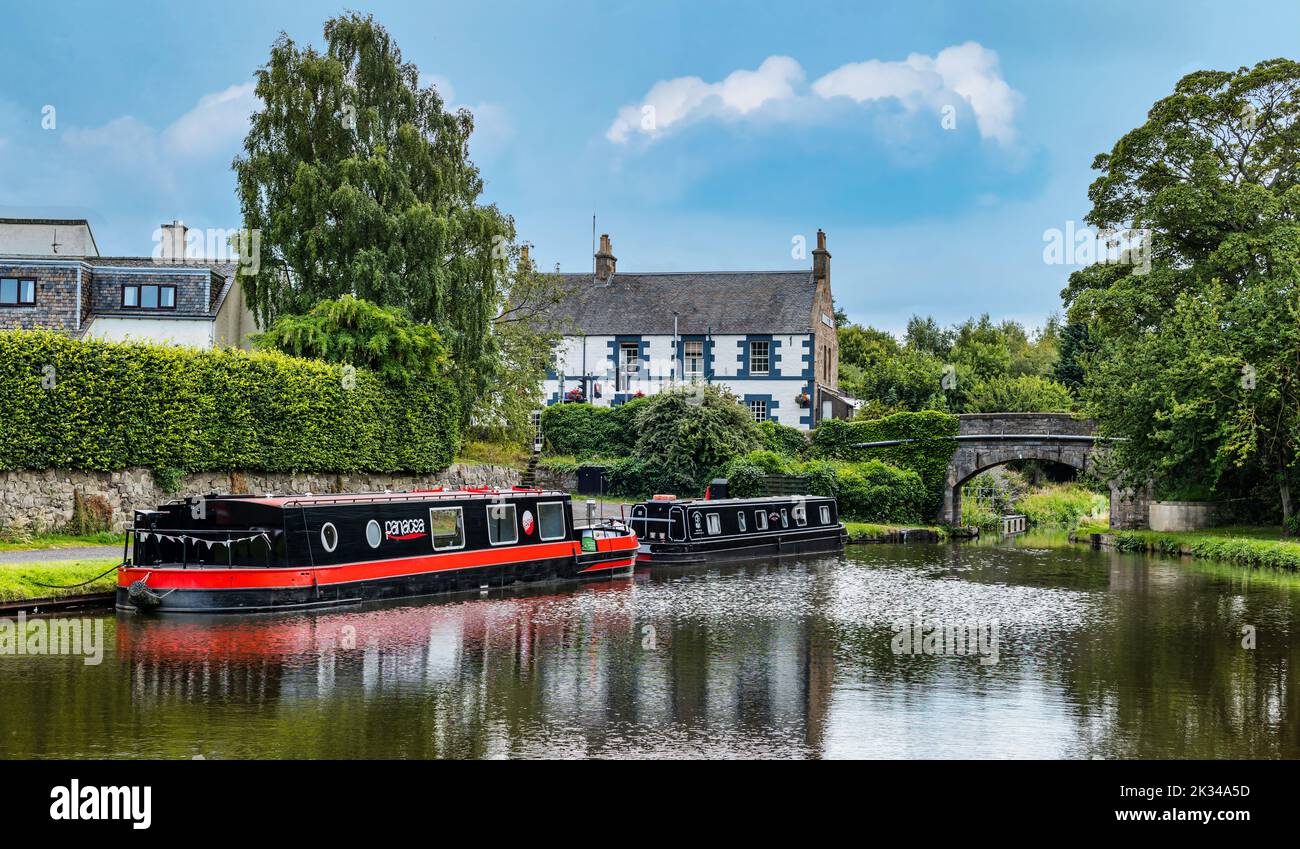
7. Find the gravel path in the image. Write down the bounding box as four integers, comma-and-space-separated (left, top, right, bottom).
0, 545, 123, 564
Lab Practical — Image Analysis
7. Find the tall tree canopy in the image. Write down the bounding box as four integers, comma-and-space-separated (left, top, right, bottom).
233, 13, 513, 421
1064, 58, 1300, 517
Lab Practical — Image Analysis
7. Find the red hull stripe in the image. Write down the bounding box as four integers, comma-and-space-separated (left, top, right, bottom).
119, 537, 638, 590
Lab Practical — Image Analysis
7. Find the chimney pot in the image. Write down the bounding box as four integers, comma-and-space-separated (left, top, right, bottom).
594, 233, 617, 281
160, 219, 189, 263
812, 228, 830, 284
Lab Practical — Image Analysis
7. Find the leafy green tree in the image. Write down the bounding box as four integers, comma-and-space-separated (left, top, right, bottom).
233, 13, 513, 422
904, 315, 953, 358
964, 375, 1075, 414
474, 248, 574, 442
253, 295, 447, 385
1065, 59, 1300, 520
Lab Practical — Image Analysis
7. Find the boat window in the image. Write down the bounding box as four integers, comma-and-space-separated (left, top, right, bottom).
737, 511, 747, 532
793, 504, 807, 527
755, 510, 768, 531
669, 506, 686, 541
320, 522, 339, 553
780, 509, 789, 528
820, 505, 831, 524
430, 507, 465, 550
706, 513, 721, 535
538, 501, 566, 541
630, 504, 648, 538
366, 519, 382, 548
487, 503, 518, 545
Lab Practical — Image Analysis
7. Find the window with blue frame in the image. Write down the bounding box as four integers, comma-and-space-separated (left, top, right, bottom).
750, 340, 770, 375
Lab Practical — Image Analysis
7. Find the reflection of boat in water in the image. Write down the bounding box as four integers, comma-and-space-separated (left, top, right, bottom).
116, 489, 638, 614
628, 494, 846, 565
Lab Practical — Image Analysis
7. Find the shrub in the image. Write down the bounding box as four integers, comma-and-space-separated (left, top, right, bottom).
1017, 484, 1108, 527
65, 489, 113, 535
541, 403, 611, 457
833, 460, 927, 523
0, 330, 459, 474
633, 385, 762, 490
963, 375, 1075, 414
811, 411, 958, 517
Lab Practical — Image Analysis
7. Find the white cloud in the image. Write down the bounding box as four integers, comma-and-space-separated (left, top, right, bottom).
608, 42, 1021, 145
606, 56, 803, 142
162, 83, 258, 157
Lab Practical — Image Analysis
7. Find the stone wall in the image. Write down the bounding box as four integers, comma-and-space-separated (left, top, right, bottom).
0, 464, 521, 532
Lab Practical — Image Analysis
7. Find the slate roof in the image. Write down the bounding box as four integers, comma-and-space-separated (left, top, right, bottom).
550, 270, 819, 336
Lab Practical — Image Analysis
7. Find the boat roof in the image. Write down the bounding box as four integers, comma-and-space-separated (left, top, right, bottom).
641, 494, 832, 507
178, 488, 567, 508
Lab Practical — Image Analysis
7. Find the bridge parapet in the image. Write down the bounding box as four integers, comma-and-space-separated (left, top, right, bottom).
957, 412, 1095, 437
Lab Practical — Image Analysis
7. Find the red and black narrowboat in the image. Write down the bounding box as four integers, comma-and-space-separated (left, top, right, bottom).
116, 488, 639, 614
628, 493, 847, 565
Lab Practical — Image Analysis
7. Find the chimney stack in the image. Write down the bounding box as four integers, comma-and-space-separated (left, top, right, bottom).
160, 220, 189, 262
594, 233, 617, 281
812, 228, 830, 286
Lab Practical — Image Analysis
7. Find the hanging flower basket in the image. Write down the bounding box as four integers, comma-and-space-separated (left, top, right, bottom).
795, 392, 811, 408
564, 387, 585, 403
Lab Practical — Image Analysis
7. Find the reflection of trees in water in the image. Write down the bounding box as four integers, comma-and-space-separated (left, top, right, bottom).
1056, 551, 1300, 758
5, 546, 1297, 758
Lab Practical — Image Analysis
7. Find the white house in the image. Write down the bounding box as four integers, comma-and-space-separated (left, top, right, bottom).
541, 231, 850, 430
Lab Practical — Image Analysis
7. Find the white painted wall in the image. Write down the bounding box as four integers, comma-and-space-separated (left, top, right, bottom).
542, 333, 815, 429
0, 221, 98, 256
84, 316, 214, 348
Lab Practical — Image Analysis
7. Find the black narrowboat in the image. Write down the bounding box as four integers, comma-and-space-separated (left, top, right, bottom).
116, 488, 639, 614
628, 494, 847, 565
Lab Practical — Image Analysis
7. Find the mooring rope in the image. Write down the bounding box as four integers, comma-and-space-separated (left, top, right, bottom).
28, 563, 122, 590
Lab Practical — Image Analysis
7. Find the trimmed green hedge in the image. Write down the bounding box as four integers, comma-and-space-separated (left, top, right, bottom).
0, 331, 460, 473
723, 450, 927, 523
540, 399, 647, 457
810, 411, 958, 517
757, 420, 807, 457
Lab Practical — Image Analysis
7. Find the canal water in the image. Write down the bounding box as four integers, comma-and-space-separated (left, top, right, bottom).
3, 535, 1298, 759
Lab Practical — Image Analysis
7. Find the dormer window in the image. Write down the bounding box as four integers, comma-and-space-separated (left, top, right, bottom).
123, 284, 176, 310
0, 278, 35, 306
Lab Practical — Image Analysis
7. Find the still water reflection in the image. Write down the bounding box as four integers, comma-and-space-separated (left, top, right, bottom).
3, 535, 1299, 758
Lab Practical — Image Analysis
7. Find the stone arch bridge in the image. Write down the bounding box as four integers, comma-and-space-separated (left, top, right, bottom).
856, 413, 1149, 530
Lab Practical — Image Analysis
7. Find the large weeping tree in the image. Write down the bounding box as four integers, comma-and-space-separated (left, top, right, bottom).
233, 13, 514, 423
1064, 58, 1300, 523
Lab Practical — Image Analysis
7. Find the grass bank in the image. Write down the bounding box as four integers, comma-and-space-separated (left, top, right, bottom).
844, 521, 949, 544
1078, 524, 1300, 571
0, 531, 124, 552
0, 558, 119, 601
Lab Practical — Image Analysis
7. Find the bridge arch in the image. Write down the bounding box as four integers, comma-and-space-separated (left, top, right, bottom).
944, 443, 1092, 527
938, 413, 1117, 527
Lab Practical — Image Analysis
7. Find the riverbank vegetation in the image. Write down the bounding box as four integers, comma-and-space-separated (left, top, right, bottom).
0, 559, 118, 602
1081, 526, 1300, 571
0, 530, 122, 553
540, 399, 954, 524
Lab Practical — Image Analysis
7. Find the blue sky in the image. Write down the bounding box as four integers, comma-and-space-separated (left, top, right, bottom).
1, 0, 1296, 333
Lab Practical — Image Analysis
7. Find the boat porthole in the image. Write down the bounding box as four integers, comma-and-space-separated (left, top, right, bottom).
366, 519, 382, 549
321, 522, 339, 553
